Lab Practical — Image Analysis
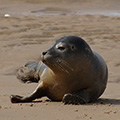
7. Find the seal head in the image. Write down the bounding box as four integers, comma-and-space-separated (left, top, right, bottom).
41, 36, 93, 74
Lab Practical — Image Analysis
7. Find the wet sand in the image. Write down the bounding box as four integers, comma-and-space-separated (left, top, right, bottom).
0, 0, 120, 120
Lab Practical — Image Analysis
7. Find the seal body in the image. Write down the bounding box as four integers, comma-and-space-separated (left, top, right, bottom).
10, 36, 108, 104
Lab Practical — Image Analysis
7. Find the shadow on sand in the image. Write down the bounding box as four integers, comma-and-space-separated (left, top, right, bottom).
11, 97, 120, 105
32, 98, 120, 105
93, 98, 120, 105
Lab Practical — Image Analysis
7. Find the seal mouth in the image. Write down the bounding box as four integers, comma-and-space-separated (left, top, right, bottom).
40, 52, 53, 66
41, 55, 45, 63
41, 55, 47, 65
41, 51, 48, 63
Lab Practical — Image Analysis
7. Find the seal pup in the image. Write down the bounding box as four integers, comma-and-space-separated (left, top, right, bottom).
10, 36, 108, 104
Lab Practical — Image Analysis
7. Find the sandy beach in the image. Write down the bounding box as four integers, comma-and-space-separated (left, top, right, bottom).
0, 0, 120, 120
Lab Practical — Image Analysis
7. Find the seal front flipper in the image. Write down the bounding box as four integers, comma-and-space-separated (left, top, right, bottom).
10, 95, 23, 103
62, 89, 91, 105
10, 82, 45, 103
62, 94, 87, 105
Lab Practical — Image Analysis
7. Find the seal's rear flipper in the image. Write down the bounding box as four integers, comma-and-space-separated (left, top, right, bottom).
10, 82, 45, 103
17, 61, 40, 83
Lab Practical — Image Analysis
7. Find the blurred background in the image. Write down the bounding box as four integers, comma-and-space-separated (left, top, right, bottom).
0, 0, 120, 16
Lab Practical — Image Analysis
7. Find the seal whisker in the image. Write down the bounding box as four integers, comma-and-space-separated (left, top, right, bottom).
60, 59, 74, 72
56, 58, 70, 74
59, 64, 70, 74
52, 59, 65, 72
55, 62, 65, 72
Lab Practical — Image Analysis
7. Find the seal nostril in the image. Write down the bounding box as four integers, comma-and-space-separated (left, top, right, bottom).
42, 51, 47, 56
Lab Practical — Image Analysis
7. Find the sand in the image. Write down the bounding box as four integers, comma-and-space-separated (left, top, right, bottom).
0, 0, 120, 120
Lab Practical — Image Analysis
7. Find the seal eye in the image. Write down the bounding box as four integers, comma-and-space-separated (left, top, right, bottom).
58, 46, 65, 51
56, 42, 65, 51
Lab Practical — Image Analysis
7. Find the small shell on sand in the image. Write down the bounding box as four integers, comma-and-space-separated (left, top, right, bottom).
4, 14, 10, 17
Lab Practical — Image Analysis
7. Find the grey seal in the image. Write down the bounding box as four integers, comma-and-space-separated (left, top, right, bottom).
10, 36, 108, 104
